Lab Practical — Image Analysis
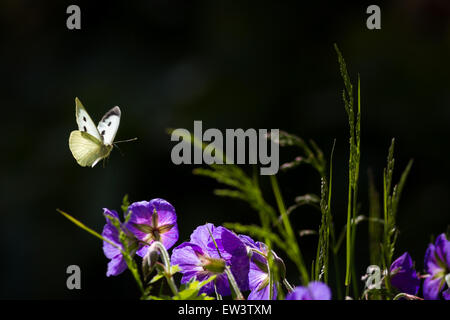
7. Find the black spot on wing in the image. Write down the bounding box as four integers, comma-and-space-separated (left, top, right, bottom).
100, 106, 121, 123
108, 122, 111, 127
83, 126, 87, 132
83, 116, 86, 122
101, 130, 105, 136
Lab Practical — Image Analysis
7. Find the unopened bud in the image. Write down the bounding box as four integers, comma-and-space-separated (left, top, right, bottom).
202, 256, 226, 274
142, 242, 160, 279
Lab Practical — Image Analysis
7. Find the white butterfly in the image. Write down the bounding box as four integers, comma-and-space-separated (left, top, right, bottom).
69, 97, 121, 167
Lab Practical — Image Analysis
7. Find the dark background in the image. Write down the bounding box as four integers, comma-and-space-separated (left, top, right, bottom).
1, 0, 449, 299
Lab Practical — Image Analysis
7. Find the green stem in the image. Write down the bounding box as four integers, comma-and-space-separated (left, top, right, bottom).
268, 254, 274, 300
345, 181, 352, 288
270, 175, 309, 285
351, 185, 359, 298
152, 241, 178, 296
330, 227, 343, 300
283, 278, 294, 293
224, 267, 244, 300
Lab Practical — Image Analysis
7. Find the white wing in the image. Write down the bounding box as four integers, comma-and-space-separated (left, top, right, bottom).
97, 106, 121, 146
75, 97, 102, 141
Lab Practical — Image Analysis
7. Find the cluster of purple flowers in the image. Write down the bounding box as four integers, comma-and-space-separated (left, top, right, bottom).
101, 198, 331, 300
101, 197, 449, 300
389, 233, 450, 300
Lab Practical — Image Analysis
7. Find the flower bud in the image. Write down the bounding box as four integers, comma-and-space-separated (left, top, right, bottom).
142, 242, 160, 279
202, 256, 226, 274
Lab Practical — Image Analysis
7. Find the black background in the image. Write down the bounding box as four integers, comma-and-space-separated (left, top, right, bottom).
1, 0, 449, 299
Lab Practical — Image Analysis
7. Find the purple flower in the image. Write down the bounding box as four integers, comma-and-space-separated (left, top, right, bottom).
285, 281, 332, 300
239, 235, 279, 300
389, 252, 420, 295
126, 198, 179, 257
171, 223, 249, 296
423, 233, 450, 300
101, 209, 128, 277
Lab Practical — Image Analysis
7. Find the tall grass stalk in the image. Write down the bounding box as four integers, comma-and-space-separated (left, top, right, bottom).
334, 44, 361, 297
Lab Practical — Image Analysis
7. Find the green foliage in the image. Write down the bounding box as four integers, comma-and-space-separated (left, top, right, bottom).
335, 43, 361, 297
278, 131, 327, 177
150, 276, 216, 300
381, 139, 413, 283
121, 194, 130, 215
148, 265, 180, 285
315, 140, 335, 284
368, 169, 382, 266
278, 131, 337, 286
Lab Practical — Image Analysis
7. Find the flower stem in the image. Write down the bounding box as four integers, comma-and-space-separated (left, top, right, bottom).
270, 175, 309, 285
283, 278, 294, 293
224, 267, 244, 300
152, 241, 178, 296
393, 293, 423, 300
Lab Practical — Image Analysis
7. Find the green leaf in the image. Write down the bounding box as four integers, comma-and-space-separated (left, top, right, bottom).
149, 273, 164, 284
155, 276, 216, 300
56, 209, 119, 250
122, 194, 130, 215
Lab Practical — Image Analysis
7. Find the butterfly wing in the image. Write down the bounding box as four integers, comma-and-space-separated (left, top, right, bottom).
69, 130, 112, 167
75, 97, 103, 141
97, 106, 121, 146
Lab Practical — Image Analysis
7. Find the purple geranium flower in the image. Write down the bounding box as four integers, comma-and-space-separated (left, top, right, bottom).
171, 223, 249, 296
285, 281, 332, 300
389, 252, 420, 295
126, 198, 179, 257
239, 235, 279, 300
423, 233, 450, 300
102, 209, 128, 277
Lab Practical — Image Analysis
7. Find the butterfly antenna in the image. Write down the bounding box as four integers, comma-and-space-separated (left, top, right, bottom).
114, 144, 125, 157
114, 137, 138, 144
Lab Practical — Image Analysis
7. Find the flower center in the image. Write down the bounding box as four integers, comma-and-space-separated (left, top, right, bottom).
132, 209, 175, 244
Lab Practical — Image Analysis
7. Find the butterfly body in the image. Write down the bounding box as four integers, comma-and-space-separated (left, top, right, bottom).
69, 97, 121, 167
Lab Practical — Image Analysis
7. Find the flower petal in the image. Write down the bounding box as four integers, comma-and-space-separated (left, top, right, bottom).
248, 283, 277, 300
424, 243, 442, 275
171, 242, 205, 277
190, 223, 216, 252
214, 273, 231, 296
307, 281, 332, 300
390, 252, 420, 295
127, 201, 152, 225
423, 276, 445, 300
248, 264, 268, 291
286, 282, 331, 300
435, 233, 450, 269
219, 227, 250, 291
103, 208, 120, 220
149, 198, 177, 226
106, 254, 127, 277
160, 224, 179, 250
101, 209, 122, 259
442, 287, 450, 300
239, 234, 257, 249
286, 286, 308, 300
